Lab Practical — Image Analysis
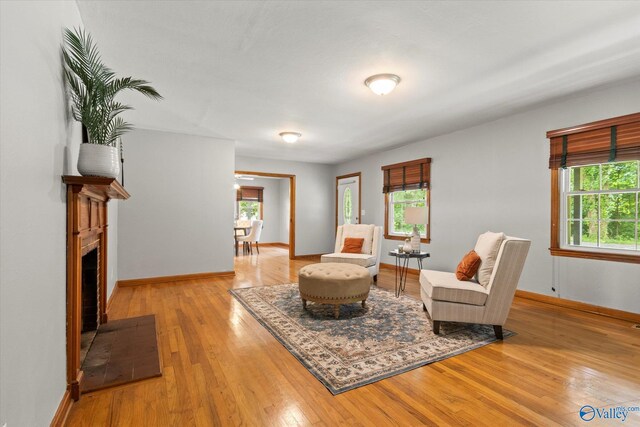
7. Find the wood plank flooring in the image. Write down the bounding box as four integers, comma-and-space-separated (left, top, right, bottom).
65, 247, 640, 426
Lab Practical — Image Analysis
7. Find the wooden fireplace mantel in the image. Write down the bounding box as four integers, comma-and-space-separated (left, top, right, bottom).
63, 175, 129, 401
62, 175, 130, 201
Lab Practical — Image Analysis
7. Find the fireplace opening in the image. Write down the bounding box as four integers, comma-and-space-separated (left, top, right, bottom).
80, 248, 99, 364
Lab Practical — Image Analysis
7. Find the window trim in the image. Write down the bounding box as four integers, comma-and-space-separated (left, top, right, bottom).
383, 190, 431, 243
547, 113, 640, 264
550, 168, 639, 264
381, 157, 432, 243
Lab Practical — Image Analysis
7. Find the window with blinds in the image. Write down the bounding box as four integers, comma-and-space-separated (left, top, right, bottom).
382, 158, 431, 193
236, 186, 264, 202
381, 158, 431, 242
547, 112, 640, 263
237, 186, 264, 221
548, 113, 640, 169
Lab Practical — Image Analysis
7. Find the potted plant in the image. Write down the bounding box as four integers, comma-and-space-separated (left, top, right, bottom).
62, 28, 162, 178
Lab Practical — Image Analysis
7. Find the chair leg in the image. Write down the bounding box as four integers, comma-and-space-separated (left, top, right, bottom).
334, 305, 340, 319
422, 304, 432, 319
302, 299, 307, 310
361, 299, 366, 308
249, 242, 253, 254
373, 274, 378, 283
256, 242, 259, 254
493, 325, 504, 340
432, 320, 441, 335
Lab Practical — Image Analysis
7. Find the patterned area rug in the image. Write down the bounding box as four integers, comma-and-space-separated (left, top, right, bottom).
230, 284, 512, 394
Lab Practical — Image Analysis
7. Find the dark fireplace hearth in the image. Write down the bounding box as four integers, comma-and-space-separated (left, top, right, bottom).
80, 248, 100, 365
81, 248, 99, 333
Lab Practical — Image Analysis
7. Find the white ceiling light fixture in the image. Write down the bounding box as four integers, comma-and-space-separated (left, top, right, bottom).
364, 73, 401, 96
235, 174, 254, 181
279, 131, 302, 144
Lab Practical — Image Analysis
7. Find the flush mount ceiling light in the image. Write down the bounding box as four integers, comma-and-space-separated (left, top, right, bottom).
279, 132, 301, 144
364, 73, 401, 96
234, 174, 254, 181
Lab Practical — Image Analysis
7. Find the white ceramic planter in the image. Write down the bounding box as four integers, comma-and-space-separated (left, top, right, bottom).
77, 143, 120, 179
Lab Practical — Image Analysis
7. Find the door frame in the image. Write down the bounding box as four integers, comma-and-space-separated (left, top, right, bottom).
335, 172, 362, 229
235, 170, 296, 260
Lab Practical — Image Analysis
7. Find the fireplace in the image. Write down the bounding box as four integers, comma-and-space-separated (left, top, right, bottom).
80, 248, 100, 364
82, 248, 99, 332
64, 176, 129, 400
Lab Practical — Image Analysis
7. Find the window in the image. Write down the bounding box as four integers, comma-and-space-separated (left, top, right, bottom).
381, 158, 431, 242
236, 186, 263, 221
237, 200, 261, 221
343, 187, 353, 224
547, 113, 640, 263
562, 161, 639, 252
388, 189, 427, 236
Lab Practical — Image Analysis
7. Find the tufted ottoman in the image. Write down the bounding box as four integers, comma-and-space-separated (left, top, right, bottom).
298, 262, 371, 319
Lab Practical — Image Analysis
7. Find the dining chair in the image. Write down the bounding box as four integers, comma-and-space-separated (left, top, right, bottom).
236, 220, 264, 254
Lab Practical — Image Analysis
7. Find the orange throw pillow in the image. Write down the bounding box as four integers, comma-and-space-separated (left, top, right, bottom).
342, 237, 364, 254
456, 250, 482, 281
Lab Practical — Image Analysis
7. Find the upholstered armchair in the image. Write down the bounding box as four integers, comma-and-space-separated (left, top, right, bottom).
420, 235, 530, 339
321, 224, 383, 281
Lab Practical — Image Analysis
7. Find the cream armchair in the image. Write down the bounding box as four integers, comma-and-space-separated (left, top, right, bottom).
420, 235, 530, 339
321, 224, 383, 282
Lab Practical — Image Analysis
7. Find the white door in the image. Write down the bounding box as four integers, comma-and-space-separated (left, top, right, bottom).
337, 175, 360, 226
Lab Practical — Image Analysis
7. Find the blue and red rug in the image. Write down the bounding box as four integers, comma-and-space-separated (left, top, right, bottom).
230, 284, 512, 394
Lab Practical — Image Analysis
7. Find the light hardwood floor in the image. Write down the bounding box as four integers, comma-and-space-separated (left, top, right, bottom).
65, 247, 640, 426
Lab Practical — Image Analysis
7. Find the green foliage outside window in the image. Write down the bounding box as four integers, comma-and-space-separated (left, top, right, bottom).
238, 201, 260, 221
391, 189, 427, 236
343, 188, 352, 224
567, 160, 639, 250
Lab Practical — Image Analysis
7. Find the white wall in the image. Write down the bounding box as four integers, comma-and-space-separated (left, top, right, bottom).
0, 2, 84, 425
279, 178, 291, 243
236, 156, 334, 255
118, 129, 235, 280
335, 80, 640, 314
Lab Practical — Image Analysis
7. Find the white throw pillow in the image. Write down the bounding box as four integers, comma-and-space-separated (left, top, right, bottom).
473, 231, 505, 287
341, 224, 375, 255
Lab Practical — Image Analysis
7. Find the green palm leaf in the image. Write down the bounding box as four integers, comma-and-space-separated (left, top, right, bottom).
62, 27, 162, 146
106, 77, 163, 100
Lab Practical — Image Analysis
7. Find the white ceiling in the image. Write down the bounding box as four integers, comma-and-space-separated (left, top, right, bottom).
77, 1, 640, 164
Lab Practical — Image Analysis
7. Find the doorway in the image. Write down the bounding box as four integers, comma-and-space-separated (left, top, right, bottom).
235, 170, 296, 259
336, 172, 361, 228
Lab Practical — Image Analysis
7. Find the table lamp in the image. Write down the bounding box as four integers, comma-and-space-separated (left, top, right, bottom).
404, 206, 428, 252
